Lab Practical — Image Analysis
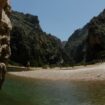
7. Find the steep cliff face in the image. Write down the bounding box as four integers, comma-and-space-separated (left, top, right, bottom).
10, 11, 66, 66
65, 9, 105, 64
0, 0, 12, 89
10, 9, 105, 66
65, 26, 88, 64
86, 9, 105, 62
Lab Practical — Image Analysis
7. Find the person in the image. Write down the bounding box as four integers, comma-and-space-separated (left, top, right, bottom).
26, 61, 30, 70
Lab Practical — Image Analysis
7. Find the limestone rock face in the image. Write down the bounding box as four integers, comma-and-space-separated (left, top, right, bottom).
10, 11, 68, 66
65, 9, 105, 64
0, 0, 12, 63
0, 0, 12, 89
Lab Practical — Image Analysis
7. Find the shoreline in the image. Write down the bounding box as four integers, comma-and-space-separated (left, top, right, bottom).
8, 63, 105, 81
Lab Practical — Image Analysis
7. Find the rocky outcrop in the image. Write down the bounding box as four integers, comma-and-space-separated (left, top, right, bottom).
9, 8, 105, 67
65, 26, 88, 64
0, 0, 12, 89
86, 10, 105, 62
10, 11, 69, 67
65, 9, 105, 64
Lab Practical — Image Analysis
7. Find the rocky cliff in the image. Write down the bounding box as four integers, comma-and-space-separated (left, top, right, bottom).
0, 0, 12, 89
86, 9, 105, 62
10, 11, 68, 67
65, 26, 88, 64
10, 9, 105, 66
65, 9, 105, 64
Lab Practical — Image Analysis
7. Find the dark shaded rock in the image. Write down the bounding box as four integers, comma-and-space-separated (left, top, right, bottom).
65, 9, 105, 64
65, 26, 88, 64
86, 10, 105, 62
10, 11, 68, 67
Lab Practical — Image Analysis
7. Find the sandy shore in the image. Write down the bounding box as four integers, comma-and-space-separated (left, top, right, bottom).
8, 63, 105, 81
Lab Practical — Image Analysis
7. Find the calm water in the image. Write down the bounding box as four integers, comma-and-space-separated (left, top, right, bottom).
0, 74, 105, 105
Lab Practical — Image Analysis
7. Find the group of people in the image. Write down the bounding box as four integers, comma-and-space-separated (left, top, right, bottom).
0, 0, 12, 89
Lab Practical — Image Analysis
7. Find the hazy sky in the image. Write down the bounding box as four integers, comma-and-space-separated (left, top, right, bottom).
12, 0, 105, 41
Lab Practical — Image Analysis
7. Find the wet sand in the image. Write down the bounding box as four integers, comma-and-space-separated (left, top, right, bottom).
8, 63, 105, 81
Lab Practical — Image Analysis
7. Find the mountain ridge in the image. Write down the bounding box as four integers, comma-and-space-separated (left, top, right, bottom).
10, 11, 70, 67
65, 9, 105, 64
10, 9, 105, 66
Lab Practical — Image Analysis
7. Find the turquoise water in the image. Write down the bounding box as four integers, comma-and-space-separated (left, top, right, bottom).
0, 74, 105, 105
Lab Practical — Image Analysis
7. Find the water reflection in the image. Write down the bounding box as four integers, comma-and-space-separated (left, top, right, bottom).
0, 74, 105, 105
80, 81, 105, 105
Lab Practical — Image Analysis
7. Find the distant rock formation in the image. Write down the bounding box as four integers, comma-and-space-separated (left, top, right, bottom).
10, 11, 69, 67
65, 26, 88, 64
86, 10, 105, 62
65, 9, 105, 64
0, 0, 12, 89
10, 9, 105, 66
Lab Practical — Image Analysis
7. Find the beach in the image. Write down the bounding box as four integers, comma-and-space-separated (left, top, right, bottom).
8, 63, 105, 81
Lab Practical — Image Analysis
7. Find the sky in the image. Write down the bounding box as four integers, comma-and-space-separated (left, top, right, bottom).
12, 0, 105, 41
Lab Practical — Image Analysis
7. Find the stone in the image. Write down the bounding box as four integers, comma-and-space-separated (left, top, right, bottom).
0, 0, 12, 89
0, 63, 6, 89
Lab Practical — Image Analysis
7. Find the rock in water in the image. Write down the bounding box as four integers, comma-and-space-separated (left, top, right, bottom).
0, 0, 12, 89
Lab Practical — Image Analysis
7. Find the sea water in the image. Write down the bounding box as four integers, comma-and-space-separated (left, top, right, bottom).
0, 74, 105, 105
